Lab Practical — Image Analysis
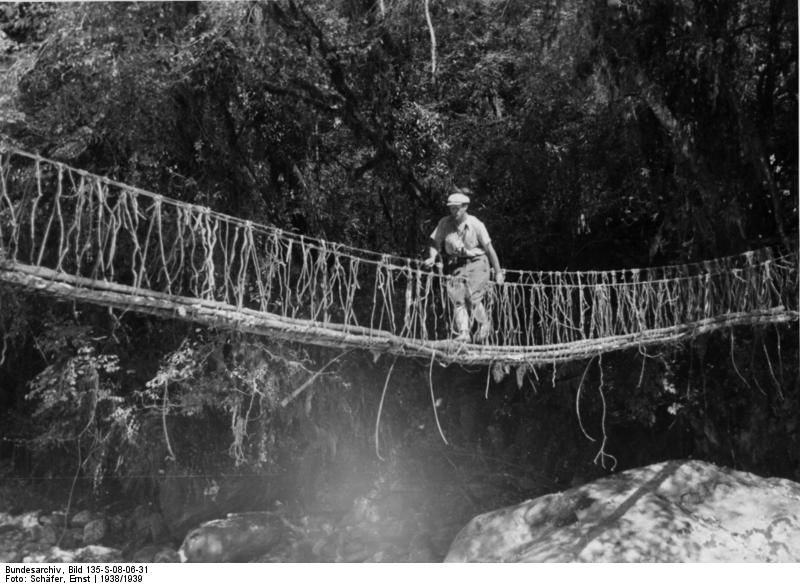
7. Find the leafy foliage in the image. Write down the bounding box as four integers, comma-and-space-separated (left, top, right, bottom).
142, 333, 310, 467
0, 0, 797, 509
24, 317, 131, 487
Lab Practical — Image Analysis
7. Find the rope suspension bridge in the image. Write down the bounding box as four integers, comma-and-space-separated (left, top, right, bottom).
0, 148, 797, 366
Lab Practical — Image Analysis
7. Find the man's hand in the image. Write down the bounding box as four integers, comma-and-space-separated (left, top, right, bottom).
495, 269, 505, 285
422, 256, 436, 268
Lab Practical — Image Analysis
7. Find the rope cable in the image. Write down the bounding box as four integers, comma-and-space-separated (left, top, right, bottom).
374, 356, 397, 461
428, 354, 448, 445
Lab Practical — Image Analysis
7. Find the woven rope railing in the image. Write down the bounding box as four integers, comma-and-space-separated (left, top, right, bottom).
0, 147, 797, 365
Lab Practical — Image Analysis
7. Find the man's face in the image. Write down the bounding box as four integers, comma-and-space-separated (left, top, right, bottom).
448, 204, 467, 222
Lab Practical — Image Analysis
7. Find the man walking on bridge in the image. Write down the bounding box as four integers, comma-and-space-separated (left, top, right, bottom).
423, 190, 504, 342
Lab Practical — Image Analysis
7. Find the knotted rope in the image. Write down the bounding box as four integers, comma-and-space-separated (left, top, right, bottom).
0, 148, 796, 365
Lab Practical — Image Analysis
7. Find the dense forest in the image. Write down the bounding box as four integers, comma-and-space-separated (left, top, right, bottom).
0, 0, 797, 559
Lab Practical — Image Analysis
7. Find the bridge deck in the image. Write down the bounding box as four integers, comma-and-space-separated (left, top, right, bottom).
2, 260, 795, 366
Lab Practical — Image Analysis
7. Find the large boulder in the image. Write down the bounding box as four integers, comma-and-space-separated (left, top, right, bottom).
445, 459, 800, 562
82, 518, 108, 545
178, 512, 284, 562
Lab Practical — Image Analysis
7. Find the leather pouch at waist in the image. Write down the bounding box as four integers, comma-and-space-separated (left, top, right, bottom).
445, 254, 486, 272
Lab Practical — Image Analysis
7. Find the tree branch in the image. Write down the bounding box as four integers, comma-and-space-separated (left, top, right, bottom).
260, 80, 339, 113
263, 0, 433, 211
423, 0, 437, 81
280, 349, 350, 408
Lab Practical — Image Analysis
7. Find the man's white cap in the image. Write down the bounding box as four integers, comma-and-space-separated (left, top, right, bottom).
446, 192, 470, 206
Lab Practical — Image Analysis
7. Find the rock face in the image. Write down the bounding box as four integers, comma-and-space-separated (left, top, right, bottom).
178, 512, 284, 562
82, 518, 107, 545
445, 459, 800, 562
70, 510, 94, 528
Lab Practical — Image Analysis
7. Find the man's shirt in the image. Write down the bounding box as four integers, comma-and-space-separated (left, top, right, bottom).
430, 214, 491, 257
